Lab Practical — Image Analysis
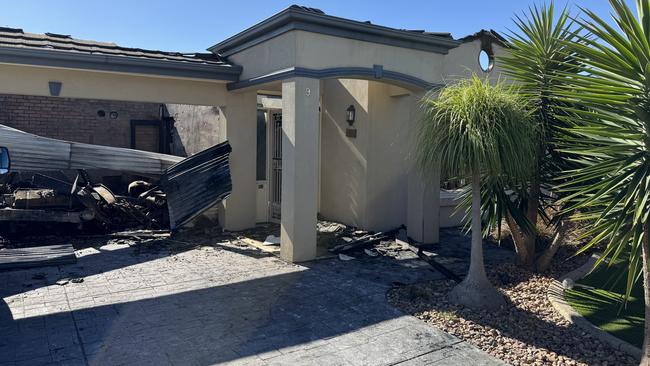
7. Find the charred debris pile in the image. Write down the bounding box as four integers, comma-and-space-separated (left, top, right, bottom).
0, 170, 169, 235
0, 125, 233, 241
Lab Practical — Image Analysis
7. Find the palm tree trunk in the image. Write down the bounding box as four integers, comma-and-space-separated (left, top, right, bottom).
519, 146, 542, 269
523, 183, 540, 268
505, 214, 536, 269
536, 220, 568, 272
449, 170, 505, 310
468, 170, 487, 278
507, 144, 542, 270
640, 221, 650, 366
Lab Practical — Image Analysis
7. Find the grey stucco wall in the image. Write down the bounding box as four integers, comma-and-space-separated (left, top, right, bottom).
166, 104, 227, 157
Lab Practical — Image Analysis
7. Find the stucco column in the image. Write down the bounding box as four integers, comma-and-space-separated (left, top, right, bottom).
218, 91, 258, 231
280, 77, 320, 262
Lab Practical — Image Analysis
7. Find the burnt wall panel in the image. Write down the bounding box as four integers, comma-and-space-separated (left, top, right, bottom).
166, 104, 226, 157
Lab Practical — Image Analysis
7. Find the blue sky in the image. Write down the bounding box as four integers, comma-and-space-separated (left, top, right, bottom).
0, 1, 634, 53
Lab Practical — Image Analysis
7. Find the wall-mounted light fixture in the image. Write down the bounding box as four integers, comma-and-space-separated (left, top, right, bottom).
345, 105, 357, 138
346, 105, 356, 126
109, 111, 119, 119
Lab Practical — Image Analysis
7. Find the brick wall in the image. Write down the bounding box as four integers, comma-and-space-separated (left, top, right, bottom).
0, 94, 161, 148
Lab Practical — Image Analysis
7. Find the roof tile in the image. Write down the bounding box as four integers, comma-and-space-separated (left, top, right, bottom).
0, 28, 230, 66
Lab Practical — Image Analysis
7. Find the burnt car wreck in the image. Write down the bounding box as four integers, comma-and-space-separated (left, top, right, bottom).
0, 124, 232, 234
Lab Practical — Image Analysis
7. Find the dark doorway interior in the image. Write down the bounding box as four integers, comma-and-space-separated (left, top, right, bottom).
130, 120, 171, 154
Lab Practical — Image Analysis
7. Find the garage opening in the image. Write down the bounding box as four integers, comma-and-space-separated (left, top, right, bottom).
0, 93, 231, 236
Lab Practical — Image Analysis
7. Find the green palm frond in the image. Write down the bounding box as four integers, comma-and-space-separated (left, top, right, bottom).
502, 3, 582, 183
502, 2, 582, 106
418, 75, 535, 181
418, 75, 536, 230
558, 0, 650, 301
478, 2, 582, 241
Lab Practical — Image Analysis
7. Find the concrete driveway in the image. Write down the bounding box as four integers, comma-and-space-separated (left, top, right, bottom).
0, 232, 505, 366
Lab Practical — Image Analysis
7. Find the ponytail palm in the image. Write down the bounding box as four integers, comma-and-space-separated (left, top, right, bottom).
418, 75, 536, 309
558, 1, 650, 363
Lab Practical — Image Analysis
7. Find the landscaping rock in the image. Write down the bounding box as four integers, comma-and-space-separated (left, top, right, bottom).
388, 247, 638, 366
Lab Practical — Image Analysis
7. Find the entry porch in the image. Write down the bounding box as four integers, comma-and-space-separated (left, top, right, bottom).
243, 76, 441, 262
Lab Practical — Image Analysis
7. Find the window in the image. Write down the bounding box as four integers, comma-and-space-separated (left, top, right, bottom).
0, 147, 10, 174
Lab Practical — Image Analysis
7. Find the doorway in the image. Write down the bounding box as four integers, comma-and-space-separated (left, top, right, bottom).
269, 111, 282, 222
130, 120, 170, 153
255, 107, 282, 223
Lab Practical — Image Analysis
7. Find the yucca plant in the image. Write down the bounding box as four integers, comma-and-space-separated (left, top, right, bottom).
494, 2, 581, 272
418, 75, 536, 309
557, 1, 650, 363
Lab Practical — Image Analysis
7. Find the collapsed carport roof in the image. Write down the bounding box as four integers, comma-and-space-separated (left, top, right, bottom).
0, 124, 182, 175
0, 27, 242, 81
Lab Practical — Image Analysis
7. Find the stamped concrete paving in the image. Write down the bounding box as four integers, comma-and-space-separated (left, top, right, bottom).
0, 232, 506, 365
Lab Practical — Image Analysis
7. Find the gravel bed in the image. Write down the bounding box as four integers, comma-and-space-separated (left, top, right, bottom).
387, 247, 638, 366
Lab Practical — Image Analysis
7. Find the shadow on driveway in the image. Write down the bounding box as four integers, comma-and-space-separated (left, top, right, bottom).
0, 230, 506, 365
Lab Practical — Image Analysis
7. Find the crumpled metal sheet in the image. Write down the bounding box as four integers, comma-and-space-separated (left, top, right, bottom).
160, 141, 232, 230
0, 124, 182, 175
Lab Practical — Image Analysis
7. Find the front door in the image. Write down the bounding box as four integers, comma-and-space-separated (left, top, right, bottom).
270, 112, 282, 222
255, 110, 269, 223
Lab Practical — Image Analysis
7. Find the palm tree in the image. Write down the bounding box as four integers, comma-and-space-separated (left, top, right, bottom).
558, 1, 650, 363
493, 3, 581, 272
418, 75, 536, 309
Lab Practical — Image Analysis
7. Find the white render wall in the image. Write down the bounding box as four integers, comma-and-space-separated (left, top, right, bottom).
443, 41, 507, 81
227, 30, 446, 86
294, 31, 445, 84
228, 32, 297, 81
217, 91, 258, 231
320, 79, 370, 228
0, 63, 232, 105
365, 82, 411, 231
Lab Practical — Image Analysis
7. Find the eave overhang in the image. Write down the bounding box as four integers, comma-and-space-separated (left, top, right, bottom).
226, 65, 443, 92
0, 46, 242, 81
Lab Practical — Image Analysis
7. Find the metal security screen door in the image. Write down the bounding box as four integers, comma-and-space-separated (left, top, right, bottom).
270, 112, 282, 221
